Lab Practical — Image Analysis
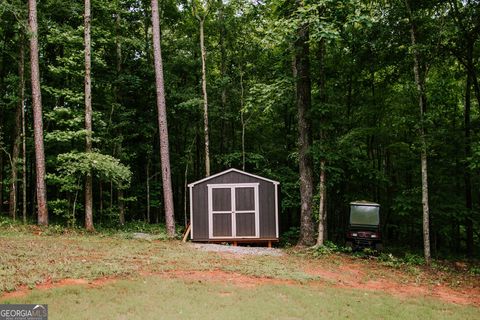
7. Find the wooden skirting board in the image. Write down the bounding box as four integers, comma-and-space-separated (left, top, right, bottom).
192, 238, 278, 248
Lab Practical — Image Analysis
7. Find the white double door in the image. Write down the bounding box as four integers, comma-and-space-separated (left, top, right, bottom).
208, 183, 259, 238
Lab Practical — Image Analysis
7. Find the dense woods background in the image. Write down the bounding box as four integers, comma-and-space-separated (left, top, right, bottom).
0, 0, 479, 258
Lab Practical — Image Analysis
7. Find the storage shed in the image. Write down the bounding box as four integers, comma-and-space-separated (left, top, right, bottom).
188, 169, 279, 244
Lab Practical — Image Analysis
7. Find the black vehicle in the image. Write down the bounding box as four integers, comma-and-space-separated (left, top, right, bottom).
346, 201, 382, 251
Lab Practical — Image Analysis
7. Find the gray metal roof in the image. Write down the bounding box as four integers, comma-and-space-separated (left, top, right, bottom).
350, 200, 380, 207
188, 168, 280, 187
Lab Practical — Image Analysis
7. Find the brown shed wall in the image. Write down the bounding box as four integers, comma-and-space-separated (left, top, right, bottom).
191, 171, 277, 241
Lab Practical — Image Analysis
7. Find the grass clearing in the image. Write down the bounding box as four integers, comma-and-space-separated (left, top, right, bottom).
1, 225, 479, 319
2, 276, 478, 320
0, 230, 313, 293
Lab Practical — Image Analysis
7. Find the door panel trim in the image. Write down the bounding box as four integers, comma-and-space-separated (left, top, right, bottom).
207, 183, 259, 239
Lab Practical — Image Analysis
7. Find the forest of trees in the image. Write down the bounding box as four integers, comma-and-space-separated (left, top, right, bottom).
0, 0, 479, 258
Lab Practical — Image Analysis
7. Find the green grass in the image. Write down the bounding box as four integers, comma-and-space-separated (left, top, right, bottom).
1, 224, 479, 319
0, 230, 313, 293
2, 276, 478, 320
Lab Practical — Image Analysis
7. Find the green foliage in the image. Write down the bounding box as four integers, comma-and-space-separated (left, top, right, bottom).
378, 252, 426, 268
469, 266, 480, 276
54, 151, 132, 188
310, 241, 352, 257
49, 199, 75, 227
0, 0, 479, 256
279, 227, 300, 247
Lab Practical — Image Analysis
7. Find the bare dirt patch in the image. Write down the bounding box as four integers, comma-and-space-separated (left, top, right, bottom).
0, 277, 117, 301
303, 256, 480, 306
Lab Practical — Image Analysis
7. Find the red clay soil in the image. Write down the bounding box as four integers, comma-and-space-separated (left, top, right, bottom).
156, 268, 480, 307
0, 277, 117, 301
1, 262, 479, 307
302, 257, 480, 307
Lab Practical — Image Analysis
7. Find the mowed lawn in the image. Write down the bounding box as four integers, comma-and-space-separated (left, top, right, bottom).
1, 228, 479, 319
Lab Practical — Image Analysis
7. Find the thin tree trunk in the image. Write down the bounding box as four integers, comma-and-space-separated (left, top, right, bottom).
118, 189, 125, 225
154, 171, 159, 224
317, 160, 327, 245
22, 58, 27, 224
110, 180, 113, 210
316, 34, 327, 246
218, 0, 227, 155
19, 32, 27, 223
295, 11, 315, 246
28, 0, 48, 225
116, 11, 122, 78
151, 0, 175, 237
99, 182, 103, 216
199, 18, 210, 177
72, 180, 80, 224
146, 160, 150, 223
9, 39, 25, 220
114, 7, 125, 226
464, 54, 473, 257
405, 0, 431, 264
84, 0, 94, 231
240, 70, 246, 171
0, 155, 3, 215
184, 162, 188, 227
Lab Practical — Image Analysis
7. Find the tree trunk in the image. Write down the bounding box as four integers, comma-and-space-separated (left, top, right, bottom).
22, 53, 27, 224
295, 14, 315, 246
316, 34, 327, 246
118, 189, 125, 225
240, 70, 246, 171
184, 161, 188, 227
114, 7, 125, 227
9, 39, 25, 220
146, 160, 150, 223
84, 0, 94, 231
316, 160, 327, 245
405, 0, 431, 264
464, 52, 473, 257
99, 181, 103, 216
218, 0, 227, 155
0, 155, 3, 215
151, 0, 175, 237
199, 18, 210, 177
28, 0, 48, 225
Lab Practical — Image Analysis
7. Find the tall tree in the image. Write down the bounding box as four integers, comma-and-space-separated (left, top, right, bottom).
22, 47, 27, 224
84, 0, 94, 231
8, 38, 25, 220
295, 1, 315, 246
405, 0, 431, 264
151, 0, 175, 237
193, 0, 210, 176
316, 34, 327, 246
28, 0, 48, 225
